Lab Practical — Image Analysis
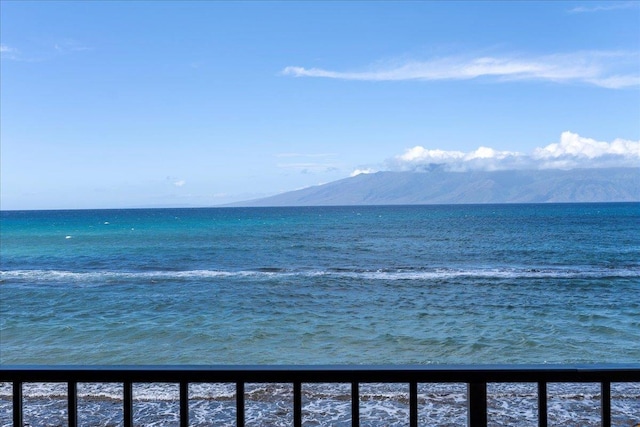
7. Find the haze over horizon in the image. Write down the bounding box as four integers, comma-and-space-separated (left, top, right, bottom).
1, 1, 638, 210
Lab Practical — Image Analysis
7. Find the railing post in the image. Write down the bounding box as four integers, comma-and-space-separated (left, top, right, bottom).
180, 382, 189, 427
68, 381, 77, 427
13, 381, 22, 427
538, 382, 547, 427
123, 381, 133, 427
351, 381, 359, 426
236, 382, 245, 427
601, 382, 611, 427
409, 381, 418, 427
293, 381, 302, 427
467, 382, 487, 427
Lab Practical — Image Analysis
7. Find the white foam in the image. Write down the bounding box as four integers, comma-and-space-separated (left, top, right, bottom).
1, 265, 638, 285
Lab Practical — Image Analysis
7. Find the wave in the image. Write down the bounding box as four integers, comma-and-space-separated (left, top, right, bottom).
1, 265, 639, 284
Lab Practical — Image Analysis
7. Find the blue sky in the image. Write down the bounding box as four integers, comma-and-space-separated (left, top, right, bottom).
1, 1, 639, 209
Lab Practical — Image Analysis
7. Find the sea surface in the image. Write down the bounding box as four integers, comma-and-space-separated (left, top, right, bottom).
1, 203, 639, 425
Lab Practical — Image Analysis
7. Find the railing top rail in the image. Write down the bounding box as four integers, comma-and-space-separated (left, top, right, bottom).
2, 364, 639, 383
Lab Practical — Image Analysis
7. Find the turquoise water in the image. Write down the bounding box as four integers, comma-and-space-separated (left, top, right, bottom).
1, 203, 639, 365
1, 204, 639, 425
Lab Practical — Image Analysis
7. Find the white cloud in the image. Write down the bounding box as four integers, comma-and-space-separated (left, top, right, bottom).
569, 2, 639, 13
174, 180, 186, 187
350, 168, 376, 177
283, 51, 640, 89
399, 147, 465, 162
392, 146, 524, 171
466, 146, 521, 160
388, 132, 639, 172
532, 132, 640, 167
53, 39, 91, 53
0, 44, 19, 60
0, 40, 91, 62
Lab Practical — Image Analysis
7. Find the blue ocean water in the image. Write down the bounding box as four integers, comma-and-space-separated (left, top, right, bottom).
1, 204, 639, 426
1, 203, 639, 365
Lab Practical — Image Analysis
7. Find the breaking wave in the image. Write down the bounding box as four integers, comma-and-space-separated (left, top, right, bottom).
1, 265, 638, 285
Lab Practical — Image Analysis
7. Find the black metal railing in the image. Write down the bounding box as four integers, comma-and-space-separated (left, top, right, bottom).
1, 364, 639, 427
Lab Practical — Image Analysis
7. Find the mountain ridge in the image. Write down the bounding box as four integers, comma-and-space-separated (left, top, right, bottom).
229, 167, 640, 206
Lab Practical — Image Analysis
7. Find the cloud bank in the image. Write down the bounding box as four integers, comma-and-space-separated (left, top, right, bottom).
382, 132, 639, 173
283, 51, 640, 89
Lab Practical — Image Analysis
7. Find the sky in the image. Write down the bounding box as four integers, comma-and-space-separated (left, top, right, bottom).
1, 1, 639, 210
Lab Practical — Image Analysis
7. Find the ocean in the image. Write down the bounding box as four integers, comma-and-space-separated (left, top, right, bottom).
1, 203, 639, 425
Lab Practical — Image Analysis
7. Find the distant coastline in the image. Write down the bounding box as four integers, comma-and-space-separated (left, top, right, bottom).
1, 167, 638, 211
227, 167, 640, 207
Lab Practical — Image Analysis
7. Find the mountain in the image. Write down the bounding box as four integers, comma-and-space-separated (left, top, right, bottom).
230, 167, 640, 206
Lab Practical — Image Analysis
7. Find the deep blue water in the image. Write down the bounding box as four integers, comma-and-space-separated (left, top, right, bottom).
1, 203, 639, 365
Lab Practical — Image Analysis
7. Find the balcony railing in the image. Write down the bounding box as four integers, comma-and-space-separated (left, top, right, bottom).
1, 364, 639, 427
